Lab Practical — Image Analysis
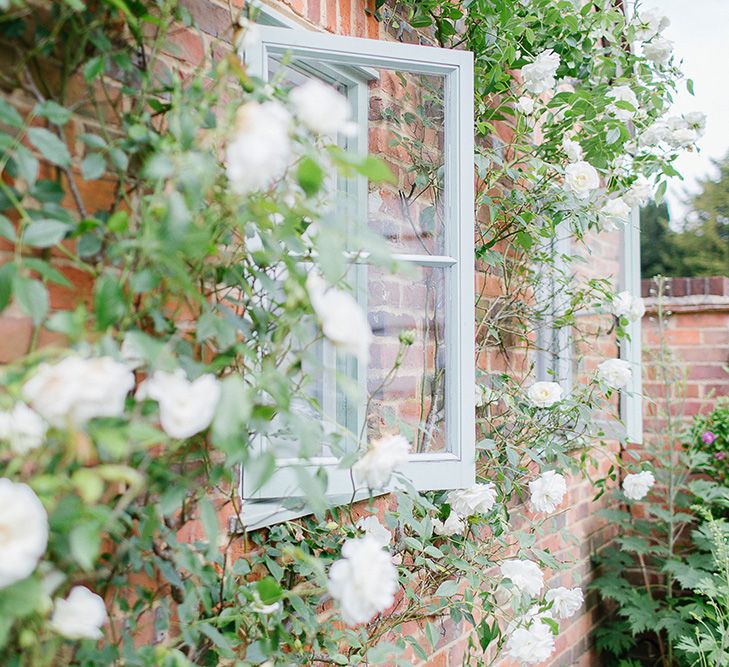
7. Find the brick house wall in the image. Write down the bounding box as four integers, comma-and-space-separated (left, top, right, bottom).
642, 276, 729, 430
0, 1, 626, 665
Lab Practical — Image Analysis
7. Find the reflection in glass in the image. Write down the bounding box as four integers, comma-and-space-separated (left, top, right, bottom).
367, 264, 447, 453
367, 70, 446, 255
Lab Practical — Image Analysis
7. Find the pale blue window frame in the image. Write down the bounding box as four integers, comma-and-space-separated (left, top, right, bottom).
237, 24, 475, 530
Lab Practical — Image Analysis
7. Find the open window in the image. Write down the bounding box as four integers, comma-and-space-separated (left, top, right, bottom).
238, 26, 475, 529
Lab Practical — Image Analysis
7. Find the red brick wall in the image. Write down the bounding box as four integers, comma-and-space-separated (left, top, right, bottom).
642, 276, 729, 428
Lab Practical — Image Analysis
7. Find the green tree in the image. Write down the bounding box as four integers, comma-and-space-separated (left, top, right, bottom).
642, 157, 729, 278
641, 201, 676, 278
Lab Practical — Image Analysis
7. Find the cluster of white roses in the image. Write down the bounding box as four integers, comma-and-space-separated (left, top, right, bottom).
632, 7, 673, 66
225, 79, 356, 196
0, 478, 107, 640
0, 351, 230, 643
500, 559, 584, 664
433, 482, 498, 536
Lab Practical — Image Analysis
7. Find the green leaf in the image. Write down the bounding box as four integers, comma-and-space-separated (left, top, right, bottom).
14, 145, 38, 185
83, 56, 105, 83
0, 99, 23, 128
199, 497, 219, 558
69, 521, 102, 570
0, 263, 15, 313
26, 128, 71, 168
22, 219, 70, 247
13, 276, 48, 325
94, 273, 126, 330
212, 376, 252, 453
0, 215, 16, 242
81, 152, 106, 180
35, 100, 72, 126
255, 576, 283, 604
355, 155, 397, 184
0, 576, 42, 618
296, 157, 324, 197
687, 79, 695, 95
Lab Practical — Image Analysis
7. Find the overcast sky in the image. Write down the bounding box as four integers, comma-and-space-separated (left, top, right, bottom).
653, 0, 729, 224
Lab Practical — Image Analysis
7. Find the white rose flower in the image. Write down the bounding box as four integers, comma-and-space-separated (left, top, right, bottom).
639, 121, 670, 147
136, 369, 221, 439
356, 515, 391, 547
0, 479, 48, 588
562, 137, 583, 163
607, 85, 639, 120
643, 37, 673, 65
598, 197, 631, 230
506, 620, 556, 665
623, 175, 653, 208
353, 435, 410, 489
565, 161, 599, 199
447, 482, 497, 516
500, 559, 544, 597
667, 115, 688, 131
634, 7, 670, 41
433, 512, 466, 537
290, 79, 357, 137
529, 471, 567, 514
327, 536, 399, 625
0, 403, 46, 454
225, 100, 292, 195
307, 272, 372, 364
623, 470, 655, 500
49, 586, 107, 640
670, 127, 698, 148
612, 291, 646, 322
521, 49, 561, 94
516, 96, 535, 115
23, 356, 135, 428
545, 586, 584, 619
685, 111, 707, 135
597, 358, 632, 389
527, 381, 563, 408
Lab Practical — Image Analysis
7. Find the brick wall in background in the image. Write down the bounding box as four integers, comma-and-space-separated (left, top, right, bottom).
642, 276, 729, 427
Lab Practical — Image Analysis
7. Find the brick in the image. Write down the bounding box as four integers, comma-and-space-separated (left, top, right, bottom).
179, 0, 234, 39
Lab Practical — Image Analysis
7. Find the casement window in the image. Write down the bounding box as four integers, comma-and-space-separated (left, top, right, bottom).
237, 18, 475, 529
535, 214, 643, 444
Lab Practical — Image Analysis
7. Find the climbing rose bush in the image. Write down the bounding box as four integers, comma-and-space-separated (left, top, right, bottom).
0, 0, 703, 664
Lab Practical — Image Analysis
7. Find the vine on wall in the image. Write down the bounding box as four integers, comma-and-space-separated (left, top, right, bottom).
0, 1, 704, 665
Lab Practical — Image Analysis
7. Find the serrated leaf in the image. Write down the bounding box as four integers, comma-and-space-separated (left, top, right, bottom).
81, 152, 106, 180
83, 56, 105, 82
14, 145, 38, 185
94, 273, 126, 330
69, 521, 101, 570
35, 100, 72, 126
22, 219, 70, 247
26, 128, 71, 168
13, 276, 48, 325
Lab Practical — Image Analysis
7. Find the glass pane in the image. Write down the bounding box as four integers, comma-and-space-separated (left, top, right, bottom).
367, 264, 448, 453
367, 70, 447, 255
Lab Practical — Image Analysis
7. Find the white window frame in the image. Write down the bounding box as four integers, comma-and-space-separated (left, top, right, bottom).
236, 25, 475, 530
535, 215, 643, 444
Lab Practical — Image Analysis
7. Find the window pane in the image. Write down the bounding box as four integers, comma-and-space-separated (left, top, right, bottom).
367, 263, 448, 453
367, 70, 447, 256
